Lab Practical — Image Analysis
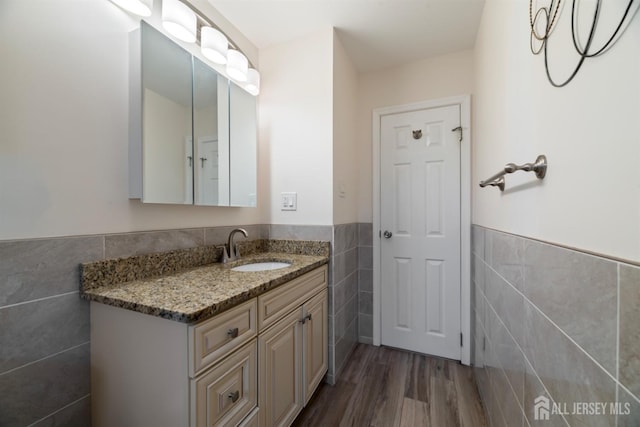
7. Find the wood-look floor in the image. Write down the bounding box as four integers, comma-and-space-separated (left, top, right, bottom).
293, 344, 487, 427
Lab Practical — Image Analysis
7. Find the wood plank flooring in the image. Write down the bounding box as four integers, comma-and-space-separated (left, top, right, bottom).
293, 344, 487, 427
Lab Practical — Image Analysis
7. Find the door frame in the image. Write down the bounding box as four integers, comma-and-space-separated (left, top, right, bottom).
372, 95, 471, 365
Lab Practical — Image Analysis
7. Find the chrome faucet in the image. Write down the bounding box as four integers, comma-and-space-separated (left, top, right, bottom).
223, 228, 248, 263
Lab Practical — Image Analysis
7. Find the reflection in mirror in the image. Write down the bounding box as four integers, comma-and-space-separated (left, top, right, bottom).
230, 82, 257, 207
141, 22, 193, 204
193, 58, 229, 206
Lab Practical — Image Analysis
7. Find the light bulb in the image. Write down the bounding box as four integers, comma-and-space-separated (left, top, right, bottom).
201, 27, 228, 64
162, 0, 197, 43
110, 0, 153, 17
226, 50, 248, 82
245, 68, 260, 96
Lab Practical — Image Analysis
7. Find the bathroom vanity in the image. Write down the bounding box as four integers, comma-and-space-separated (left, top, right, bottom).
82, 241, 329, 427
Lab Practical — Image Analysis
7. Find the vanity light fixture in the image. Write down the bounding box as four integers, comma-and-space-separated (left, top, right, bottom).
110, 0, 153, 16
113, 0, 260, 95
226, 49, 249, 82
201, 26, 228, 64
162, 0, 197, 43
245, 68, 260, 96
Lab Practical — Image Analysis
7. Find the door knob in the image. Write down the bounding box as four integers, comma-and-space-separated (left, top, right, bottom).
383, 230, 393, 239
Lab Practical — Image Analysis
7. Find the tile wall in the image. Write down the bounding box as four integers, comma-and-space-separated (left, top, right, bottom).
329, 223, 359, 383
472, 225, 640, 427
0, 225, 268, 427
357, 223, 374, 344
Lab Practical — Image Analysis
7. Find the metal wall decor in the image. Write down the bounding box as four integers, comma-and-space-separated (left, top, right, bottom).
530, 0, 639, 87
412, 130, 423, 140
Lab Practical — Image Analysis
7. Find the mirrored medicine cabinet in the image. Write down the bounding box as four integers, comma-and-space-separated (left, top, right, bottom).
129, 21, 257, 207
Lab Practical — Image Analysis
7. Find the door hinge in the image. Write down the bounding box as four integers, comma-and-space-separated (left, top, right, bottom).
460, 332, 463, 347
451, 126, 463, 142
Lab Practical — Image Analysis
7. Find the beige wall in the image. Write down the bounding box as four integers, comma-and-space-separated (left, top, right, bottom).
332, 33, 359, 225
473, 0, 640, 261
0, 0, 262, 241
259, 28, 335, 225
356, 50, 475, 222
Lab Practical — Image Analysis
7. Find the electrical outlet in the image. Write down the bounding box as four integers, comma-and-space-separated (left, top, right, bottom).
281, 192, 297, 211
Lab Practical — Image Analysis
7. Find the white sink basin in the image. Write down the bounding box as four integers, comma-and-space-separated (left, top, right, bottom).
231, 262, 291, 272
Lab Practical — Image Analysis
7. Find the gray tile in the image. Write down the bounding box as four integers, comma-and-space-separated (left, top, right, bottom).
0, 294, 89, 374
523, 358, 570, 427
327, 344, 336, 385
333, 223, 357, 254
474, 365, 490, 410
0, 236, 103, 307
105, 229, 204, 258
31, 395, 91, 427
335, 318, 358, 377
332, 253, 346, 285
328, 314, 335, 346
358, 291, 373, 315
490, 364, 523, 427
485, 230, 524, 291
493, 315, 525, 410
204, 224, 266, 246
358, 223, 373, 247
269, 224, 333, 241
523, 302, 616, 427
487, 374, 507, 427
523, 240, 617, 374
473, 320, 485, 368
485, 266, 524, 348
358, 246, 373, 269
333, 271, 357, 313
617, 385, 640, 427
472, 225, 485, 258
344, 271, 358, 303
358, 268, 373, 293
473, 253, 486, 294
620, 264, 640, 397
345, 247, 358, 277
0, 343, 90, 427
359, 313, 373, 339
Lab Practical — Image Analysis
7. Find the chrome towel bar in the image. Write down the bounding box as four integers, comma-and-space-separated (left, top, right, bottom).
479, 155, 547, 191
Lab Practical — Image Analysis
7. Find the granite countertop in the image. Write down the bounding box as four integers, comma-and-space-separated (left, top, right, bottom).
80, 240, 329, 323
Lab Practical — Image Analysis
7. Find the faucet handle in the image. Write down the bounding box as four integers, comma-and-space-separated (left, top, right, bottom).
218, 245, 230, 263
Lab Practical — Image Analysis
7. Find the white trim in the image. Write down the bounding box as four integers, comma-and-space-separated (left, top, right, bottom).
372, 95, 472, 365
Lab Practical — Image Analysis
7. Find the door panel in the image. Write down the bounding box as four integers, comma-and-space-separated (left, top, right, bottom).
258, 309, 302, 427
303, 289, 328, 405
380, 105, 461, 360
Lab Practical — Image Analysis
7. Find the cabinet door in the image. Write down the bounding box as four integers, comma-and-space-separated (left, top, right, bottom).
302, 289, 328, 405
191, 341, 257, 427
258, 308, 303, 427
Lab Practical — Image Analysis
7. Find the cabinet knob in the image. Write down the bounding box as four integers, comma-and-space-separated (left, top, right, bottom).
228, 390, 240, 403
227, 327, 239, 339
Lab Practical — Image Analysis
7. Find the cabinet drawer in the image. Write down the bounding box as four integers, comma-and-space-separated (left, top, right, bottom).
238, 408, 259, 427
189, 299, 257, 377
191, 341, 257, 427
258, 265, 327, 332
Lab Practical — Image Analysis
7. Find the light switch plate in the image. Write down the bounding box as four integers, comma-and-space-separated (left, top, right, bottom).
281, 192, 297, 211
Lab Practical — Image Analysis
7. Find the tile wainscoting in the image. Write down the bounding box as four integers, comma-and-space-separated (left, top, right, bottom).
472, 225, 640, 427
0, 223, 368, 425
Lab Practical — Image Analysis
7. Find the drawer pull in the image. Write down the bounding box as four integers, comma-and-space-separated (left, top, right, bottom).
227, 327, 239, 339
299, 313, 312, 324
228, 390, 240, 403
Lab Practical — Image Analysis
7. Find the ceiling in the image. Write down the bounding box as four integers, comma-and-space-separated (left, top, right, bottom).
208, 0, 485, 72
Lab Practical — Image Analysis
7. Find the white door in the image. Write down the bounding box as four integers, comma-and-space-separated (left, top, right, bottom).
196, 137, 219, 205
380, 105, 461, 360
